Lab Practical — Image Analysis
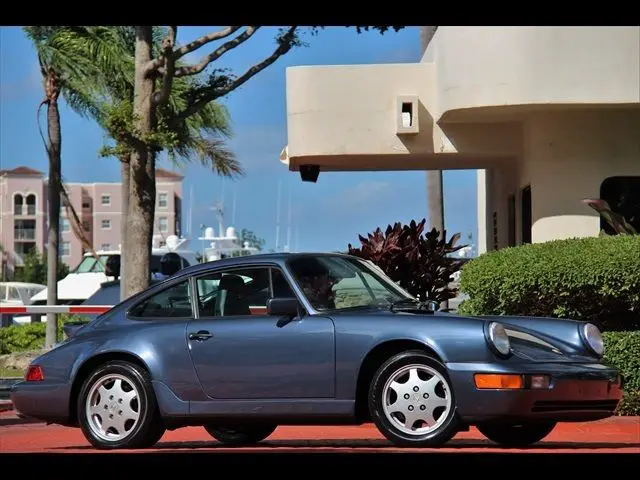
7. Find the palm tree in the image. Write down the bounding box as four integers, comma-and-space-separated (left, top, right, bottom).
23, 26, 130, 348
43, 27, 242, 300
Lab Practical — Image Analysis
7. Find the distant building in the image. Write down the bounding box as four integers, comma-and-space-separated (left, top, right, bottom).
278, 26, 640, 254
0, 166, 183, 276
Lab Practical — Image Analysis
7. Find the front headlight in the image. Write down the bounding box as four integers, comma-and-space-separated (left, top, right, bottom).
581, 323, 604, 357
487, 322, 511, 356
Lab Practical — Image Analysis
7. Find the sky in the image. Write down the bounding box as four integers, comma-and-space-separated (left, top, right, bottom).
0, 26, 478, 254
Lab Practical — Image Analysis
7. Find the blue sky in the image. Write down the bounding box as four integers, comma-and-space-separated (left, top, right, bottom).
0, 26, 478, 253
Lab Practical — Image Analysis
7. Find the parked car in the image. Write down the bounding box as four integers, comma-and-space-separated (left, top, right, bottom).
10, 252, 622, 450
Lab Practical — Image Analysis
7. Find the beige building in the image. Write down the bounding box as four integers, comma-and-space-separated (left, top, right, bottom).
278, 26, 640, 254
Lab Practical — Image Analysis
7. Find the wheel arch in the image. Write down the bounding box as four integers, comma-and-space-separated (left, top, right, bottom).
68, 351, 152, 426
354, 339, 445, 422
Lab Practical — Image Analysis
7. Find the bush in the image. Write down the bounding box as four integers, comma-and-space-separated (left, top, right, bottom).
603, 331, 640, 415
0, 314, 84, 354
348, 219, 468, 303
458, 235, 640, 331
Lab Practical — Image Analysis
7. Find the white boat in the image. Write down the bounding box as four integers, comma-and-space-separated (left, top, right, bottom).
0, 281, 47, 327
0, 281, 46, 307
198, 225, 260, 262
28, 234, 199, 307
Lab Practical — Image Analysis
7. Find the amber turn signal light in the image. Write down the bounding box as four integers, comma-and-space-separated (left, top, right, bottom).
474, 373, 524, 389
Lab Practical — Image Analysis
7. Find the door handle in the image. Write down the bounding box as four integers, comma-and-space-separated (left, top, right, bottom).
189, 330, 213, 341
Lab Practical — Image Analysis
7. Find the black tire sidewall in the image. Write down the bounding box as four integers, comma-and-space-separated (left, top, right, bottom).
368, 350, 460, 447
77, 360, 163, 449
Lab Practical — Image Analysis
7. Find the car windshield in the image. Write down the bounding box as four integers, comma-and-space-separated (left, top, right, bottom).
286, 255, 415, 311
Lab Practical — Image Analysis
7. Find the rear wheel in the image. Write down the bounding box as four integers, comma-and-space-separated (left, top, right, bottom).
368, 350, 460, 447
477, 422, 557, 447
204, 424, 278, 445
77, 360, 165, 449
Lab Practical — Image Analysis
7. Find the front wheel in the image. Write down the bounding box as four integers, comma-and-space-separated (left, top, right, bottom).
477, 422, 557, 447
77, 360, 165, 449
368, 350, 460, 447
204, 424, 278, 445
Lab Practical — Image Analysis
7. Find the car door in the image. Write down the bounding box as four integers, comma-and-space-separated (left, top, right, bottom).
186, 265, 336, 400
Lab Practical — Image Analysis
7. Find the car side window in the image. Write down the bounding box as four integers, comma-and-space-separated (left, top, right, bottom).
129, 279, 193, 319
196, 267, 296, 318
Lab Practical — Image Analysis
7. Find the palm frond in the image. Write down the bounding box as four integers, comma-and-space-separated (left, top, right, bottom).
188, 136, 244, 178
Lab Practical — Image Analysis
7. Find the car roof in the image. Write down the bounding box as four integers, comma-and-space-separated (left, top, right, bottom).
172, 251, 355, 278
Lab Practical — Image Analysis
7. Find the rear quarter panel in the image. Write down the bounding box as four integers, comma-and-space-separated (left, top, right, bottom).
39, 315, 203, 403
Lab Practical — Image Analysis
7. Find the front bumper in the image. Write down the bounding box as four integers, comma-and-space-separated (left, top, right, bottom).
446, 361, 623, 424
10, 380, 73, 425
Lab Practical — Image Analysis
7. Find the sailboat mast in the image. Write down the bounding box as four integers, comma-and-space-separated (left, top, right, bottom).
275, 181, 282, 252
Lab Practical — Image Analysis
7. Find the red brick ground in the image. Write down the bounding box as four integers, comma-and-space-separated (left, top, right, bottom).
0, 411, 638, 454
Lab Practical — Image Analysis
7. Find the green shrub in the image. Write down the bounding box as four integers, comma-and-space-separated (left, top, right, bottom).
458, 235, 640, 331
602, 331, 640, 415
616, 390, 640, 416
0, 314, 87, 354
603, 330, 640, 385
603, 331, 640, 391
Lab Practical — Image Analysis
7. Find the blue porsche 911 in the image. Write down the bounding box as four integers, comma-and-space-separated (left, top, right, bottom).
11, 252, 623, 449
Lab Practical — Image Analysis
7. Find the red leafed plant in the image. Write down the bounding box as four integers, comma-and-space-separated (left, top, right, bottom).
348, 219, 469, 303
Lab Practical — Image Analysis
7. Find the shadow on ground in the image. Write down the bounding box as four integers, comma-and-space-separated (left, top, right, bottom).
54, 437, 640, 451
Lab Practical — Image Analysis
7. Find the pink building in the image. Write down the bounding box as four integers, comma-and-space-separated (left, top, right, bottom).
0, 166, 183, 277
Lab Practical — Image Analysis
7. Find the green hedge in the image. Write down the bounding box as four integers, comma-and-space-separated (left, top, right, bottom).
603, 331, 640, 415
458, 235, 640, 331
0, 314, 85, 354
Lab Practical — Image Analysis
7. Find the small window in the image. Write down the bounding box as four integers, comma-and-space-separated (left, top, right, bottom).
101, 219, 111, 229
129, 280, 193, 319
60, 242, 70, 257
196, 267, 292, 317
158, 193, 168, 208
61, 218, 70, 233
158, 217, 168, 233
101, 244, 111, 250
14, 194, 23, 215
101, 194, 111, 206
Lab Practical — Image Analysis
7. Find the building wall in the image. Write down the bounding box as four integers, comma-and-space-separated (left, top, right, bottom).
0, 174, 46, 267
423, 26, 640, 119
479, 108, 640, 252
0, 169, 183, 272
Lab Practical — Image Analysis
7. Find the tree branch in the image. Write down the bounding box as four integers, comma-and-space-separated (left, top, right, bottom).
147, 26, 242, 74
178, 27, 299, 120
175, 26, 260, 77
152, 26, 177, 106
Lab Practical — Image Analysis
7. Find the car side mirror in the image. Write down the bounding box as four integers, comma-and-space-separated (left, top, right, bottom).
267, 297, 301, 317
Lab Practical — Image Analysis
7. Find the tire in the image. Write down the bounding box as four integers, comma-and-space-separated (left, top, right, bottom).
477, 422, 557, 447
204, 424, 278, 445
77, 360, 166, 449
368, 350, 459, 447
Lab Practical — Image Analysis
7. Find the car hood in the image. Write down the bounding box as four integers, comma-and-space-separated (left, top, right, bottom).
332, 307, 595, 362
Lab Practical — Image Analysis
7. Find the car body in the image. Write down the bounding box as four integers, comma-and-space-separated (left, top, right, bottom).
11, 252, 623, 449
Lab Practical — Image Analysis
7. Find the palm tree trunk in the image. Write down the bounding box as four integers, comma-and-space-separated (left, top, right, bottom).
426, 170, 448, 310
119, 155, 130, 301
45, 82, 62, 348
124, 26, 155, 298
